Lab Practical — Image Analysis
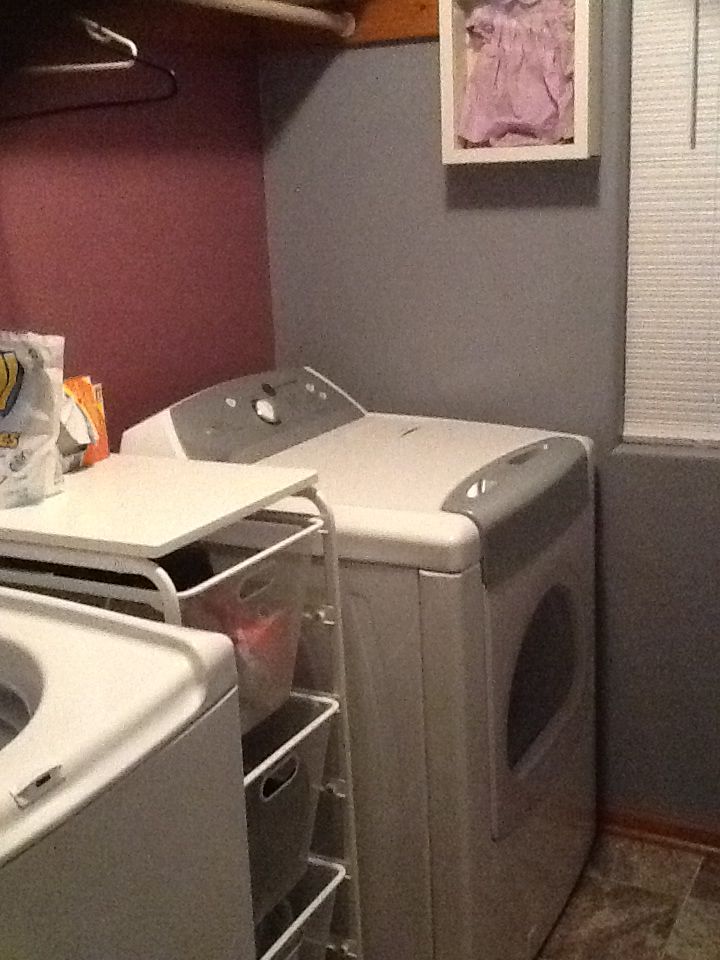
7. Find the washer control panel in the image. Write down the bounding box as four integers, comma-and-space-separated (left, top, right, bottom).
169, 368, 364, 463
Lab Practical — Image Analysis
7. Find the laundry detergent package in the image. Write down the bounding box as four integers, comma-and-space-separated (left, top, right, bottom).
58, 375, 109, 473
0, 331, 64, 509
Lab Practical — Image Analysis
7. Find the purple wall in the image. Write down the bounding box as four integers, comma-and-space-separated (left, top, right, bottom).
0, 38, 274, 446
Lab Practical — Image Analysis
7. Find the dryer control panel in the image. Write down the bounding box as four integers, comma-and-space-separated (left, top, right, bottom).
166, 369, 364, 464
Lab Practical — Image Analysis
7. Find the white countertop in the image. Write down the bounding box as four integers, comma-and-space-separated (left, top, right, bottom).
0, 455, 317, 558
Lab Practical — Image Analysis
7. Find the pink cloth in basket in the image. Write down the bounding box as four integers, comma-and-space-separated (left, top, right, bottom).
185, 588, 292, 708
459, 0, 575, 148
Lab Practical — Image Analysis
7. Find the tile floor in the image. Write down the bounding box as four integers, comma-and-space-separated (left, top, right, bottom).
540, 833, 720, 960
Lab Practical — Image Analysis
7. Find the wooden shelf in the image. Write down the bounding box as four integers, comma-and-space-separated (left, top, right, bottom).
259, 0, 438, 49
346, 0, 438, 45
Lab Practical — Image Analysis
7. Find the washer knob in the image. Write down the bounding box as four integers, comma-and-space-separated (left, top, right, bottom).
253, 398, 280, 425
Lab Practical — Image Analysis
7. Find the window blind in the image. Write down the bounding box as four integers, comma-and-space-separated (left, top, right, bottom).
624, 0, 720, 444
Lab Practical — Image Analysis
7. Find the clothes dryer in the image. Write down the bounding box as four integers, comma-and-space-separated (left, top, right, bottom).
122, 368, 596, 960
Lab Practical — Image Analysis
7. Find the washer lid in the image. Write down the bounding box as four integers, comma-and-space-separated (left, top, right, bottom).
0, 587, 236, 867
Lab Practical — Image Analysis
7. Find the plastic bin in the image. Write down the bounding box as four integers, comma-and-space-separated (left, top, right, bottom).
168, 523, 313, 732
255, 859, 346, 960
244, 694, 339, 922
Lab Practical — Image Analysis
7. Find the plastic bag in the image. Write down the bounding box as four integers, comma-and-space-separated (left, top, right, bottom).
0, 331, 64, 508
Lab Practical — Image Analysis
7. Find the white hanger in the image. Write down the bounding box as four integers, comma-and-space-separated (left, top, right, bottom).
24, 16, 138, 76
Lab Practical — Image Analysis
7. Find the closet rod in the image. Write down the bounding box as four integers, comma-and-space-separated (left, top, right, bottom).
174, 0, 355, 36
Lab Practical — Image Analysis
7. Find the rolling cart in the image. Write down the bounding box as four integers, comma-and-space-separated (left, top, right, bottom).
0, 454, 363, 960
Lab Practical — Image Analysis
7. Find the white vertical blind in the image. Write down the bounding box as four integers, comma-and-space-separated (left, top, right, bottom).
624, 0, 720, 443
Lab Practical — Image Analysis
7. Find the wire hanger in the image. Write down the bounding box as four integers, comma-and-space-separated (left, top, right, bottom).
24, 16, 139, 76
0, 14, 178, 124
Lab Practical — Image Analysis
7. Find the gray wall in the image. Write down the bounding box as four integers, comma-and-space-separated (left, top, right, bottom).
261, 6, 720, 829
261, 3, 631, 454
599, 446, 720, 828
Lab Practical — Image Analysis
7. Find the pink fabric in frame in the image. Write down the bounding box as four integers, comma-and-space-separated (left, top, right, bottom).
459, 0, 575, 148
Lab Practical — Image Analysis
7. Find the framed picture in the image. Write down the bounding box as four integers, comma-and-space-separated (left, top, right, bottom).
440, 0, 602, 164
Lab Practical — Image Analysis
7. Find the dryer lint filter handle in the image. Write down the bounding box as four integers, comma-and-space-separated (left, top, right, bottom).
442, 437, 590, 585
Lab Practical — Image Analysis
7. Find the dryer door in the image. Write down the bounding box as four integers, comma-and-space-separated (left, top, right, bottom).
484, 509, 594, 840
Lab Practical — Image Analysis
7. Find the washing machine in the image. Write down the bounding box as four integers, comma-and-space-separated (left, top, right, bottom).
122, 367, 596, 960
0, 585, 255, 960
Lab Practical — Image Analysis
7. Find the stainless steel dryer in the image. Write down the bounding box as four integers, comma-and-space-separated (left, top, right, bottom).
122, 367, 596, 960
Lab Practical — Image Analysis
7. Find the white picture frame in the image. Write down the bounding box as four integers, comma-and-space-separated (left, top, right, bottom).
439, 0, 603, 164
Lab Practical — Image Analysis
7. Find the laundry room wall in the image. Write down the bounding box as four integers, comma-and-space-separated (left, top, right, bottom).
260, 5, 720, 835
260, 4, 631, 454
0, 21, 273, 445
599, 445, 720, 834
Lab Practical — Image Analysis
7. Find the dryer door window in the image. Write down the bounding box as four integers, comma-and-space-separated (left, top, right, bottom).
506, 585, 576, 770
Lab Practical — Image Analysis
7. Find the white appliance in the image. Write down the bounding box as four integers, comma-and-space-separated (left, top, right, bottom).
0, 586, 255, 960
122, 367, 596, 960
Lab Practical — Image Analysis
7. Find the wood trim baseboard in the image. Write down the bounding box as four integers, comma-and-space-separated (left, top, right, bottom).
601, 807, 720, 854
